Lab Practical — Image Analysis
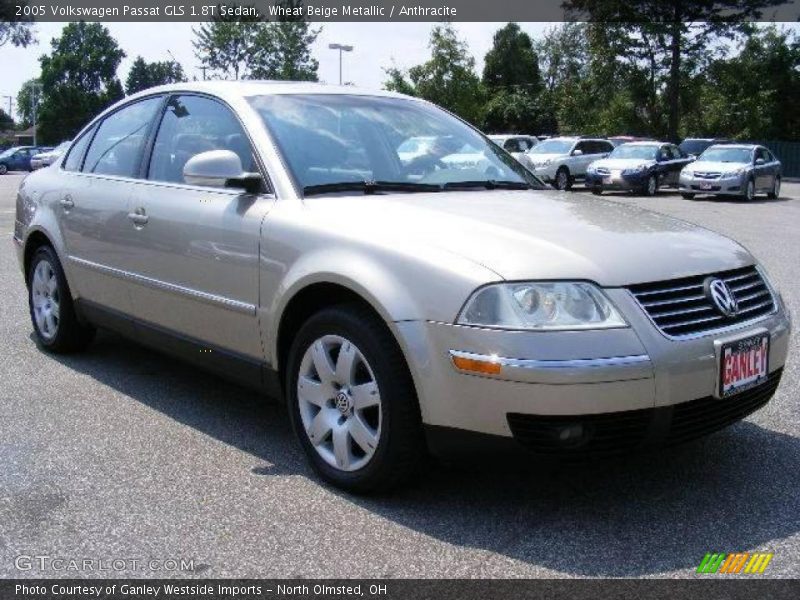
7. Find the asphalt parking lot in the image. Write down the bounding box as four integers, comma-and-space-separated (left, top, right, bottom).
0, 171, 798, 579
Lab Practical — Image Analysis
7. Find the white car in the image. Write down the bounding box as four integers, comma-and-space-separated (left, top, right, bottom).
528, 137, 615, 190
30, 141, 72, 171
489, 134, 538, 170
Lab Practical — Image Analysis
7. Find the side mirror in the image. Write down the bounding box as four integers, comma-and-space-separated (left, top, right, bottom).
572, 149, 583, 156
755, 158, 765, 166
183, 150, 261, 193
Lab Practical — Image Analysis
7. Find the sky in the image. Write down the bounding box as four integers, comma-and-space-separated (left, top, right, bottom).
0, 21, 552, 120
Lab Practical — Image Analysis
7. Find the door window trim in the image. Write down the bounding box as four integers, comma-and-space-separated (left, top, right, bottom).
143, 91, 273, 195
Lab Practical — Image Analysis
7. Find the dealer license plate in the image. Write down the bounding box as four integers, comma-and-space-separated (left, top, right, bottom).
717, 333, 769, 398
700, 182, 713, 190
603, 170, 622, 184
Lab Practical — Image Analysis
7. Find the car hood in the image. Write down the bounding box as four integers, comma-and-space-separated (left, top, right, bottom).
590, 158, 656, 170
305, 190, 753, 286
688, 161, 748, 173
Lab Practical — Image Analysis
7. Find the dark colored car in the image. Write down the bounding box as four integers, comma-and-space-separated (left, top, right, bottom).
585, 141, 695, 196
0, 146, 52, 174
678, 138, 731, 158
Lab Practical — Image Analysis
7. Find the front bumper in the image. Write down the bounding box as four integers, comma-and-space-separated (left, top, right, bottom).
530, 164, 557, 182
585, 170, 649, 190
679, 173, 745, 196
395, 288, 791, 447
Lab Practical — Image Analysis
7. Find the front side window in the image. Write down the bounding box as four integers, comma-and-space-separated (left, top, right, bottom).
83, 97, 162, 178
248, 94, 542, 195
63, 126, 96, 171
148, 95, 257, 185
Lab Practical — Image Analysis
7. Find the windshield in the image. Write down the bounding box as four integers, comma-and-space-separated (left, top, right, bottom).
248, 94, 542, 195
698, 147, 753, 163
528, 139, 573, 154
608, 144, 659, 160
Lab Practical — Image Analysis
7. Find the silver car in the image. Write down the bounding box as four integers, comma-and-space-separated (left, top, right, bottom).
679, 144, 782, 201
14, 82, 792, 492
30, 141, 72, 171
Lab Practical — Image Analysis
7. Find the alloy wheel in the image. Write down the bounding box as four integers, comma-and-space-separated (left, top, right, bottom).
0, 164, 7, 175
297, 335, 382, 472
773, 178, 780, 199
745, 179, 755, 201
556, 170, 568, 190
647, 176, 657, 196
31, 259, 60, 340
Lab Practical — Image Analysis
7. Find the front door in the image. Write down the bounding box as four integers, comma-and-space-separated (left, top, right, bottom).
124, 94, 273, 362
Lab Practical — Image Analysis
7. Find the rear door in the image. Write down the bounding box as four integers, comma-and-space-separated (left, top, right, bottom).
124, 93, 273, 362
57, 96, 163, 314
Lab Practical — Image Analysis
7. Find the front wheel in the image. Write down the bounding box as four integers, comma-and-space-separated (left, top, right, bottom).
553, 167, 572, 191
681, 192, 695, 200
0, 163, 8, 175
742, 178, 755, 201
286, 304, 424, 493
28, 245, 95, 353
641, 175, 658, 197
591, 187, 603, 196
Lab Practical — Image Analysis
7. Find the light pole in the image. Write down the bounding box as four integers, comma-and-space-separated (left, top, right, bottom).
31, 82, 42, 146
328, 43, 353, 86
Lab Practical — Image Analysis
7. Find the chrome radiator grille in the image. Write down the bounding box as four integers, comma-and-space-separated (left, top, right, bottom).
628, 267, 775, 337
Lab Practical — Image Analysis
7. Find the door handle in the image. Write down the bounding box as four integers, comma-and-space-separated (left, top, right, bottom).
127, 208, 148, 226
59, 196, 74, 209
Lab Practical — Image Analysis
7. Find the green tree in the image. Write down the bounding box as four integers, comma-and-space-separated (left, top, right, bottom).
686, 25, 800, 140
250, 1, 320, 80
482, 23, 543, 133
384, 24, 485, 125
565, 0, 785, 141
126, 56, 187, 94
0, 1, 36, 49
193, 12, 260, 80
0, 108, 14, 130
16, 78, 42, 129
38, 22, 126, 143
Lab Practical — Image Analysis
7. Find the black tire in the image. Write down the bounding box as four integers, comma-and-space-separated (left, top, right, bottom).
553, 167, 572, 191
641, 175, 657, 197
742, 177, 755, 201
681, 192, 695, 200
591, 187, 603, 196
286, 304, 424, 493
767, 177, 780, 200
0, 163, 8, 175
27, 245, 95, 353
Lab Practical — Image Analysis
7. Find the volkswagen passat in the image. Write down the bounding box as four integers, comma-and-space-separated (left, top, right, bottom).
14, 82, 792, 492
679, 144, 781, 201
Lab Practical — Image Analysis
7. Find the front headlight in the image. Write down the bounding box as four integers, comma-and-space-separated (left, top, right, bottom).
457, 282, 627, 331
722, 167, 746, 178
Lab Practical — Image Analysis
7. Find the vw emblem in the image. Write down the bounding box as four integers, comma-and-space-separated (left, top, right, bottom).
705, 277, 739, 317
334, 391, 351, 414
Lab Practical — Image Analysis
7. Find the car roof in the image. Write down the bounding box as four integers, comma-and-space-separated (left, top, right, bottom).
127, 80, 414, 104
621, 141, 666, 146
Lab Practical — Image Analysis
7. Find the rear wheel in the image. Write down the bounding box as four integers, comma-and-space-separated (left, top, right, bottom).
286, 304, 424, 493
591, 187, 603, 196
681, 192, 695, 200
767, 177, 780, 200
28, 245, 95, 353
554, 167, 572, 191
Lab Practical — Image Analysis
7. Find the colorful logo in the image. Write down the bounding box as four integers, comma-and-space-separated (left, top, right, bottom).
697, 552, 773, 574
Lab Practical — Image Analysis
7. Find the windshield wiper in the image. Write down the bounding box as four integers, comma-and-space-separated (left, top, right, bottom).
441, 180, 533, 191
303, 180, 441, 196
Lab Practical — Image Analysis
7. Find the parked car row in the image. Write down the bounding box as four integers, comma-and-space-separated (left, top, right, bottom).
0, 143, 72, 174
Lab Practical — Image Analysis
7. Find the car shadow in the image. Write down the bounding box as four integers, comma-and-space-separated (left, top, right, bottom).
43, 330, 800, 577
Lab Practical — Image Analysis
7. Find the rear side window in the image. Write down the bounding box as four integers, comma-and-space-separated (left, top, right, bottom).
83, 97, 162, 178
148, 94, 257, 185
63, 126, 96, 171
